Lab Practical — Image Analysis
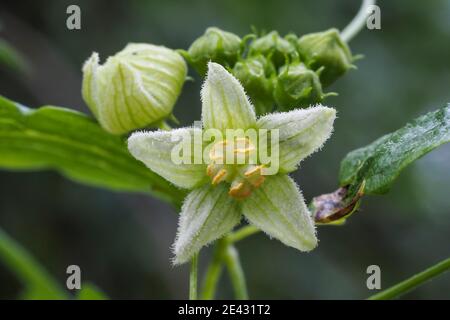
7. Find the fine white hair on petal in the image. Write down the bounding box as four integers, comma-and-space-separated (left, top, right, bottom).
242, 174, 317, 252
127, 127, 207, 189
172, 184, 242, 265
257, 105, 336, 173
201, 62, 256, 130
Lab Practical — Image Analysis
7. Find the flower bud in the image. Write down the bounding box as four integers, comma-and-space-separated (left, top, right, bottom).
274, 62, 331, 110
248, 31, 296, 68
296, 28, 355, 87
82, 43, 187, 134
232, 55, 275, 115
185, 27, 242, 76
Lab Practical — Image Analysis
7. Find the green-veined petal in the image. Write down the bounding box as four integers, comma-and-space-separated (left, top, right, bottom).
173, 184, 242, 264
201, 62, 256, 130
242, 175, 317, 251
128, 127, 207, 189
257, 106, 335, 173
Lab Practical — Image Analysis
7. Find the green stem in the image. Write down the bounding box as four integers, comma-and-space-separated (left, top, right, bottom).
201, 239, 227, 300
189, 252, 199, 300
368, 257, 450, 300
341, 0, 376, 43
227, 225, 260, 243
157, 120, 172, 131
223, 243, 249, 300
0, 228, 67, 299
200, 225, 257, 300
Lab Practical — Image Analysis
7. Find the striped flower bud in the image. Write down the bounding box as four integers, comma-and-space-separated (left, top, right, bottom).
82, 43, 187, 134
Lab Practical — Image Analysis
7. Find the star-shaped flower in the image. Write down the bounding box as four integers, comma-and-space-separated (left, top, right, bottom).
128, 62, 336, 264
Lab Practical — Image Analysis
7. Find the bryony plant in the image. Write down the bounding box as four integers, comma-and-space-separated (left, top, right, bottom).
128, 62, 335, 264
1, 0, 449, 300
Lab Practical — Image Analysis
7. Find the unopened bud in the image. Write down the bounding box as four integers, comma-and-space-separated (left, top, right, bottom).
274, 62, 333, 110
248, 31, 296, 68
233, 55, 275, 114
82, 43, 187, 134
184, 27, 242, 76
296, 28, 355, 87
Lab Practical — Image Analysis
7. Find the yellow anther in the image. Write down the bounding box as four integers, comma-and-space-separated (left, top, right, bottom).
228, 181, 252, 200
233, 137, 255, 154
212, 168, 228, 185
208, 140, 227, 161
244, 165, 263, 177
244, 165, 266, 188
209, 138, 256, 162
207, 139, 265, 198
234, 146, 256, 154
206, 163, 215, 177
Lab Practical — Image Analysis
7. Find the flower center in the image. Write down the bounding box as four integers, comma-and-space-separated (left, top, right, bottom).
206, 138, 265, 199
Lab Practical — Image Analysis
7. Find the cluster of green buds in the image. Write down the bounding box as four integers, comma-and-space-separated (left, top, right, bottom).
182, 27, 357, 115
80, 27, 356, 135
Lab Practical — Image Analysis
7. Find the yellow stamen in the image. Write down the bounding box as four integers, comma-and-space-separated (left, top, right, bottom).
228, 181, 252, 199
212, 168, 228, 185
244, 165, 264, 177
206, 163, 215, 177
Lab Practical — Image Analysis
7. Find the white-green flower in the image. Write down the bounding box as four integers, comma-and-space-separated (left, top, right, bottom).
82, 43, 187, 134
128, 62, 336, 264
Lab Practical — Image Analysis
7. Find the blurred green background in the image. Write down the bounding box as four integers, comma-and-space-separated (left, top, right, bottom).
0, 0, 449, 299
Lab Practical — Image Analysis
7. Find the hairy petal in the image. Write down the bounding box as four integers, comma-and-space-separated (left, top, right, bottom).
242, 175, 317, 251
201, 62, 256, 130
173, 184, 242, 264
128, 127, 206, 189
257, 106, 336, 173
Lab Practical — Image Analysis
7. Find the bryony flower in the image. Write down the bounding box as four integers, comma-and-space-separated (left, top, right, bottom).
128, 62, 336, 264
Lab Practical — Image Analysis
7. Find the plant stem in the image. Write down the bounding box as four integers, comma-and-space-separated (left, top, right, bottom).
341, 0, 376, 43
201, 226, 257, 300
223, 243, 249, 300
201, 239, 226, 300
157, 120, 172, 130
189, 252, 199, 300
368, 257, 450, 300
228, 225, 260, 243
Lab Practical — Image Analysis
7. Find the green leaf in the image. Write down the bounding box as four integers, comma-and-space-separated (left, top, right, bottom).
0, 228, 67, 299
76, 283, 108, 300
0, 95, 185, 206
339, 105, 450, 194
